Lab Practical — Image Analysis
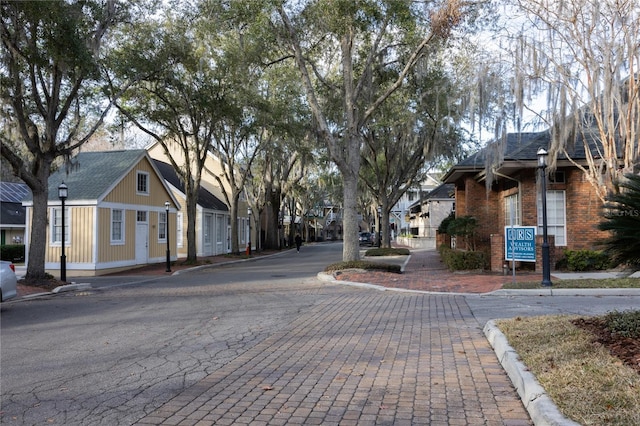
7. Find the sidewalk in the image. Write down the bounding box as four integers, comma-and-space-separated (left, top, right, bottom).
335, 248, 543, 294
15, 250, 280, 298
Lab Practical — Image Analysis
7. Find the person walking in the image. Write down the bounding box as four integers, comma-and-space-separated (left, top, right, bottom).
295, 234, 302, 252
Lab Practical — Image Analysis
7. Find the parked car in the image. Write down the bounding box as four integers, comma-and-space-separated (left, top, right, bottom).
0, 260, 18, 302
358, 232, 374, 246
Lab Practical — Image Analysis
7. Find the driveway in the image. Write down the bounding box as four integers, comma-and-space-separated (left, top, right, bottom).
3, 243, 638, 425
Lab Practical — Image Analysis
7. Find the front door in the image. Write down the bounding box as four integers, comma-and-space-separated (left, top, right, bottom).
203, 213, 213, 256
135, 211, 148, 265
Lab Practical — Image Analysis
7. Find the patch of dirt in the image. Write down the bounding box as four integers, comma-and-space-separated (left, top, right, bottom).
573, 318, 640, 375
18, 277, 64, 292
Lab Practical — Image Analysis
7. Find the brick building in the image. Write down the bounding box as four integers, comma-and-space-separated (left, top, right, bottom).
442, 132, 609, 273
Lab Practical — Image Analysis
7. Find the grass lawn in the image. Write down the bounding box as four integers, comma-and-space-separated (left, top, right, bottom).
496, 314, 640, 426
502, 277, 640, 289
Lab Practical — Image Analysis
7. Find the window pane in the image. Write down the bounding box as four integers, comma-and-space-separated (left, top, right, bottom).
111, 209, 123, 241
537, 190, 566, 246
137, 172, 148, 193
158, 211, 167, 240
504, 194, 520, 226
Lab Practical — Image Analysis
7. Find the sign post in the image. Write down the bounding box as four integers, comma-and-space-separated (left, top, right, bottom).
505, 226, 536, 262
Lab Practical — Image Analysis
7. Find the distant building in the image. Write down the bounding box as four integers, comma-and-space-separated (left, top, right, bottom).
407, 183, 455, 238
391, 174, 440, 237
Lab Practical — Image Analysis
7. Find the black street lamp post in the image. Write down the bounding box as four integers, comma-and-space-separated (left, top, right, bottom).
377, 206, 382, 248
247, 206, 252, 256
165, 201, 171, 272
58, 182, 67, 282
537, 148, 552, 287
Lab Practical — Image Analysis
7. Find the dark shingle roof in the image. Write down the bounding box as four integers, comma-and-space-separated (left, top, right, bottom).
407, 183, 455, 210
427, 183, 455, 199
456, 132, 547, 168
153, 160, 228, 212
26, 150, 148, 202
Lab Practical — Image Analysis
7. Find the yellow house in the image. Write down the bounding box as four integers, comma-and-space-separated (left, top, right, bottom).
153, 159, 231, 257
146, 141, 251, 254
23, 150, 180, 277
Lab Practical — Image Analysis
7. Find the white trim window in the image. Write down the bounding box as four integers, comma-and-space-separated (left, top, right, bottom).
504, 193, 521, 226
158, 210, 167, 242
177, 212, 183, 248
50, 207, 70, 246
111, 209, 125, 244
537, 190, 567, 246
136, 171, 149, 195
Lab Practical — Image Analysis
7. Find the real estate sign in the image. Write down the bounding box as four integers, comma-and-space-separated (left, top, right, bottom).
505, 226, 536, 262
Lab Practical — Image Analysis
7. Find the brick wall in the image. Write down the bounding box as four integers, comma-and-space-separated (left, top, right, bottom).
558, 169, 609, 250
452, 166, 610, 271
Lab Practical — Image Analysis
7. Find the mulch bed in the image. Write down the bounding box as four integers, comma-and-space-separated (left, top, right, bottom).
573, 317, 640, 376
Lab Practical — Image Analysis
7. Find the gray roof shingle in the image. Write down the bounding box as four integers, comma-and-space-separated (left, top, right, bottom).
153, 160, 228, 212
29, 150, 148, 202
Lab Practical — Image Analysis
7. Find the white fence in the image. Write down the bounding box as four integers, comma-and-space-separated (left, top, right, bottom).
396, 236, 436, 249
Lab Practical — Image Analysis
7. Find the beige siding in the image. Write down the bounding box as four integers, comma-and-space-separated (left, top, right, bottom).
97, 208, 135, 262
149, 210, 175, 259
104, 157, 175, 207
148, 141, 232, 196
45, 206, 94, 263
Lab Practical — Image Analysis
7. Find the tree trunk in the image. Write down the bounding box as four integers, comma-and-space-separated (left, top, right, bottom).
185, 186, 198, 262
263, 191, 281, 249
342, 172, 359, 262
229, 193, 241, 254
25, 168, 51, 281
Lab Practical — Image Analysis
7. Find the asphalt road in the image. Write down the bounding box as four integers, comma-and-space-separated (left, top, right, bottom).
1, 242, 639, 425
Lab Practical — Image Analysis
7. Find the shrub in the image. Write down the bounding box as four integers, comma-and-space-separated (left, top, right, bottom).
0, 244, 25, 262
444, 215, 478, 250
603, 310, 640, 339
365, 247, 410, 256
438, 211, 456, 234
324, 260, 401, 273
439, 246, 489, 271
562, 249, 611, 271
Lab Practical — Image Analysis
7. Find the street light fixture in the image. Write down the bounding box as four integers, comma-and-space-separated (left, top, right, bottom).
537, 148, 552, 287
58, 182, 68, 282
247, 206, 252, 256
165, 201, 171, 272
377, 206, 382, 248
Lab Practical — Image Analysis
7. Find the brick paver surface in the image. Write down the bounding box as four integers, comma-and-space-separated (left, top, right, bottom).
136, 290, 531, 425
18, 247, 534, 425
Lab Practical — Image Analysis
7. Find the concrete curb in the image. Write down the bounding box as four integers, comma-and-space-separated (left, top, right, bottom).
52, 283, 92, 293
487, 288, 640, 297
484, 320, 581, 426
